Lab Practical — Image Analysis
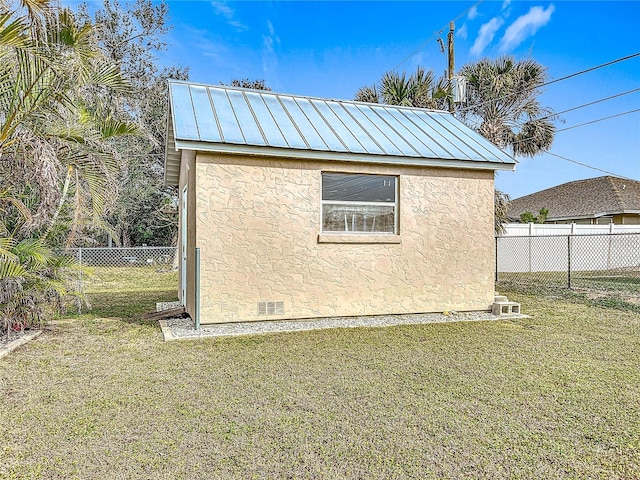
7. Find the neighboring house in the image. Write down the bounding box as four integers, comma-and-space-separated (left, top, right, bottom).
164, 80, 515, 324
508, 176, 640, 225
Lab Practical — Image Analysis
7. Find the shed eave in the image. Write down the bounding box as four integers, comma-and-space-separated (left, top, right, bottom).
172, 140, 517, 172
164, 97, 182, 186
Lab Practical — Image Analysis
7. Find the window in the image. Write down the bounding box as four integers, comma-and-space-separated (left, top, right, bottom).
321, 173, 398, 234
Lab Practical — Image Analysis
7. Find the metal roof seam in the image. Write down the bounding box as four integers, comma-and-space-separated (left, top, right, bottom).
255, 92, 292, 148
275, 95, 311, 149
307, 99, 352, 152
164, 80, 517, 187
396, 109, 460, 160
357, 105, 419, 156
173, 139, 515, 171
252, 92, 293, 148
331, 102, 387, 154
381, 107, 442, 158
169, 79, 453, 114
344, 103, 405, 155
232, 90, 259, 145
205, 86, 225, 143
370, 105, 423, 157
421, 113, 477, 159
321, 101, 369, 153
187, 86, 202, 141
293, 97, 347, 151
291, 97, 331, 150
431, 113, 503, 163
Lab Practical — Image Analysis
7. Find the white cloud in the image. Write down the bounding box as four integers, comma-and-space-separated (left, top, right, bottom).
210, 0, 248, 31
499, 4, 555, 52
458, 23, 468, 41
262, 21, 279, 77
502, 0, 512, 11
470, 17, 505, 56
468, 5, 478, 20
210, 1, 233, 18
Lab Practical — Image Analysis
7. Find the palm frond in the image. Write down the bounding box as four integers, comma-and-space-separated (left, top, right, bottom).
0, 13, 30, 49
354, 85, 379, 104
0, 237, 18, 262
0, 259, 26, 280
88, 61, 130, 93
99, 117, 139, 139
13, 237, 52, 267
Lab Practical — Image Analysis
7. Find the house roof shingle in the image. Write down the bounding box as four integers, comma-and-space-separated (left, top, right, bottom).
164, 81, 516, 185
508, 176, 640, 221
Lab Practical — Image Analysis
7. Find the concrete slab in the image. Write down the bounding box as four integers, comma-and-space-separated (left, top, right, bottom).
157, 310, 530, 342
0, 330, 43, 360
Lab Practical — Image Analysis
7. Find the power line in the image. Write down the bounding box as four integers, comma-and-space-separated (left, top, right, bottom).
390, 0, 484, 72
464, 84, 640, 133
457, 52, 640, 113
538, 87, 640, 121
544, 52, 640, 87
545, 151, 636, 180
556, 108, 640, 133
510, 105, 639, 147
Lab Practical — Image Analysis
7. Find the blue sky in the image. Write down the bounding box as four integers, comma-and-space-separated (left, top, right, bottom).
157, 0, 639, 199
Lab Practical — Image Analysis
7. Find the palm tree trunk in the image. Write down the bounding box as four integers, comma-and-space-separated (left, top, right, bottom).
44, 163, 73, 241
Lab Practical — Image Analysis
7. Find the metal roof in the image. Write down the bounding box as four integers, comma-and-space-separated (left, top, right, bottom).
164, 80, 516, 185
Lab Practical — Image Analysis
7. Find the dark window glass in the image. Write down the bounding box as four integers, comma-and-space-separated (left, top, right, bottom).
322, 174, 396, 202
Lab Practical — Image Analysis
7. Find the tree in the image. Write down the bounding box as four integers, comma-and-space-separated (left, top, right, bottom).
78, 0, 188, 246
520, 207, 549, 224
0, 0, 135, 245
1, 0, 137, 335
354, 66, 448, 110
228, 78, 271, 91
458, 57, 555, 157
494, 190, 511, 235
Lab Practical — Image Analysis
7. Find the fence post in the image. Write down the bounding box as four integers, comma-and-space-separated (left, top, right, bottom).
78, 247, 83, 293
567, 235, 572, 289
195, 247, 201, 330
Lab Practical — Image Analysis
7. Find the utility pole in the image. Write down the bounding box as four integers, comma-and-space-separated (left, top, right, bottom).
447, 21, 455, 113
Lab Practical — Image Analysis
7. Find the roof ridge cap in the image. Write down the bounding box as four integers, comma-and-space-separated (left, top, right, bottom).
607, 176, 626, 210
167, 79, 449, 113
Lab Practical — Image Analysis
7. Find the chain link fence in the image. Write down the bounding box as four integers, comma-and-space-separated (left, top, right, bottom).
63, 247, 178, 294
496, 233, 640, 299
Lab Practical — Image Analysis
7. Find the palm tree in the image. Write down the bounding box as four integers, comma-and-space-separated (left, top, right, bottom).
458, 57, 555, 157
0, 0, 135, 243
354, 84, 379, 104
0, 0, 136, 335
458, 58, 556, 234
0, 190, 82, 337
355, 66, 448, 110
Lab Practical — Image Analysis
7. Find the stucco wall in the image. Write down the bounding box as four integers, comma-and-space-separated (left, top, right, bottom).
194, 153, 496, 323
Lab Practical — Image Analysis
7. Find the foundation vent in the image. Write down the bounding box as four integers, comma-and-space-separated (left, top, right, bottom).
258, 301, 284, 316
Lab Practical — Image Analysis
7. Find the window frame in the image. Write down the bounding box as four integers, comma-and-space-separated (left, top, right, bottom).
320, 172, 399, 236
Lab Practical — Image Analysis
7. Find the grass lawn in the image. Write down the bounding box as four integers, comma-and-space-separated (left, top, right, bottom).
1, 287, 639, 479
498, 270, 640, 295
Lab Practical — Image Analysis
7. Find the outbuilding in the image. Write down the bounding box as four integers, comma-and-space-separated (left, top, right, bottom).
164, 80, 516, 325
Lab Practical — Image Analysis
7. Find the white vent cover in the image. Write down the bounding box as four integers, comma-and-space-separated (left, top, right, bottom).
451, 76, 467, 103
258, 301, 284, 316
